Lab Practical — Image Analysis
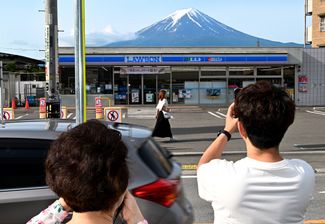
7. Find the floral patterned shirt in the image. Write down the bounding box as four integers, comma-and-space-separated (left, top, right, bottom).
27, 200, 69, 224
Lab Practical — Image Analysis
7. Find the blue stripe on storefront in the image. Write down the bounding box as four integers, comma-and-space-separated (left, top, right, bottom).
59, 55, 288, 64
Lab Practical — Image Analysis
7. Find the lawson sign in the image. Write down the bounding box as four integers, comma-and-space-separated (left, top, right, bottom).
125, 56, 162, 63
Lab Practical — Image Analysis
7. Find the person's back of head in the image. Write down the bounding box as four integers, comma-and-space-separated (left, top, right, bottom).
45, 119, 129, 213
234, 81, 295, 149
159, 89, 166, 100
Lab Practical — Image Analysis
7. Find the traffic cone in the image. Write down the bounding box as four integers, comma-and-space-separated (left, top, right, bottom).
11, 98, 17, 109
25, 98, 29, 110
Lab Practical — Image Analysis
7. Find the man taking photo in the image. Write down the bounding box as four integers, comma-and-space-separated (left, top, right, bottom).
197, 81, 315, 224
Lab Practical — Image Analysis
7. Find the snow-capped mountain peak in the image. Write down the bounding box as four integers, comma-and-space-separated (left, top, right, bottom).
138, 8, 236, 35
165, 8, 201, 27
107, 8, 301, 47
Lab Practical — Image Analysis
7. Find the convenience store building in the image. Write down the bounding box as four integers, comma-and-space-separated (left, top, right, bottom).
58, 47, 325, 106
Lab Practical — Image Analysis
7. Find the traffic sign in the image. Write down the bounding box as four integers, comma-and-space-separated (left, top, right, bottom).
107, 110, 119, 121
2, 111, 10, 120
104, 107, 122, 123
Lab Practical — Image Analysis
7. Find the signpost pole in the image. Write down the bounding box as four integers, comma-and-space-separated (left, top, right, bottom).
75, 0, 87, 124
45, 0, 60, 118
0, 61, 3, 126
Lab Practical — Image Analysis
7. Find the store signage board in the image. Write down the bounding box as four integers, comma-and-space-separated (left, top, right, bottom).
120, 67, 167, 74
59, 54, 288, 65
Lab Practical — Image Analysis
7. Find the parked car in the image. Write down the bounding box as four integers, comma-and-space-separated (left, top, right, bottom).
0, 119, 193, 224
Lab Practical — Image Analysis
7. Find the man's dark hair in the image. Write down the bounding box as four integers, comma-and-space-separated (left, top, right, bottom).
234, 81, 295, 149
46, 119, 129, 212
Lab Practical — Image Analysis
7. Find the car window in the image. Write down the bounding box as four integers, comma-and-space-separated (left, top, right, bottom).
0, 138, 52, 190
138, 138, 173, 178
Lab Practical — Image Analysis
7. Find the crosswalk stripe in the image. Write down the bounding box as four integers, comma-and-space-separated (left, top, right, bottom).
208, 111, 223, 119
306, 110, 325, 116
215, 111, 227, 118
15, 114, 29, 120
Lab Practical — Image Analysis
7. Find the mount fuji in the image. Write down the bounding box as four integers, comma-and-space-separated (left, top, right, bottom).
106, 8, 300, 47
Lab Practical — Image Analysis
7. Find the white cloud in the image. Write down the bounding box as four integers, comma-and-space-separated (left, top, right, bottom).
59, 24, 136, 46
102, 25, 115, 34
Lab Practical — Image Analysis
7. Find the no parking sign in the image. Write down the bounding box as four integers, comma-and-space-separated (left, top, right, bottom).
104, 107, 122, 123
2, 108, 14, 120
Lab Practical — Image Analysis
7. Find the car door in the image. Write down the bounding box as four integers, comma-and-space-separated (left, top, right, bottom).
0, 138, 56, 224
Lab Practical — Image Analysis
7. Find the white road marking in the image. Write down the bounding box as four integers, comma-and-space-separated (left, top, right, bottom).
306, 110, 325, 116
181, 175, 197, 179
208, 111, 223, 119
215, 111, 227, 118
320, 191, 325, 194
15, 114, 29, 119
67, 113, 73, 119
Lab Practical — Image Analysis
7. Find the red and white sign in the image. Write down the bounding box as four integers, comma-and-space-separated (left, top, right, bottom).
39, 98, 46, 113
104, 108, 122, 123
95, 97, 102, 107
2, 108, 14, 120
2, 111, 10, 120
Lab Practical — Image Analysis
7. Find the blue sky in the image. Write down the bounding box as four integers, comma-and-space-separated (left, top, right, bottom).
0, 0, 305, 59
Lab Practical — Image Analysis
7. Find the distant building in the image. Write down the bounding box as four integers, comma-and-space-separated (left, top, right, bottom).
305, 0, 325, 47
0, 52, 45, 106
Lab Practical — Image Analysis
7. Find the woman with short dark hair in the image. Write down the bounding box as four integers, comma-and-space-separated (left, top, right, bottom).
28, 120, 147, 224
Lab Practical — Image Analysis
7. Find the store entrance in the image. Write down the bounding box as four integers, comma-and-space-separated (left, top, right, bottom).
128, 74, 160, 105
129, 75, 142, 104
144, 74, 157, 104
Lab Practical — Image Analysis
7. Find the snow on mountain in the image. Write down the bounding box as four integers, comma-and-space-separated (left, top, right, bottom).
107, 8, 301, 47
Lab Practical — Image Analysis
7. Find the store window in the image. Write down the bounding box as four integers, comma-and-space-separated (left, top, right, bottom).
283, 66, 295, 99
158, 73, 171, 103
172, 70, 199, 104
257, 78, 282, 87
320, 16, 325, 32
228, 78, 255, 102
257, 66, 281, 76
114, 72, 128, 105
86, 67, 113, 94
59, 67, 75, 94
200, 78, 227, 105
229, 67, 254, 76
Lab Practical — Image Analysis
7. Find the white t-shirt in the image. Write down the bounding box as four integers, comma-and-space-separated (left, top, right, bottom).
156, 99, 167, 111
197, 157, 315, 224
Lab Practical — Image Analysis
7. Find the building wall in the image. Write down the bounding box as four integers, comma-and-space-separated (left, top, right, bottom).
297, 48, 325, 105
312, 0, 325, 47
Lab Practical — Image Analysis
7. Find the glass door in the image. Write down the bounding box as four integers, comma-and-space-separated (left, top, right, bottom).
144, 74, 157, 104
158, 73, 171, 103
129, 74, 142, 104
114, 73, 128, 105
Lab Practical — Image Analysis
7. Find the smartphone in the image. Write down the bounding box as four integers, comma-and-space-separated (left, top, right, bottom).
113, 201, 127, 224
234, 88, 242, 99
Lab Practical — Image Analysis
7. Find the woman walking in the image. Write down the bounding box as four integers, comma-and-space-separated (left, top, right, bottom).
152, 89, 174, 141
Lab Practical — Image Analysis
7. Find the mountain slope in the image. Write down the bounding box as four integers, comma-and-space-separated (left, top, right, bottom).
107, 8, 300, 47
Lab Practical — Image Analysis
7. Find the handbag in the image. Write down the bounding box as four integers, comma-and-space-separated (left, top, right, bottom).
162, 111, 171, 119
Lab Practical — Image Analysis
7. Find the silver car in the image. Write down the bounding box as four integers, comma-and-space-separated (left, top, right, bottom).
0, 119, 193, 224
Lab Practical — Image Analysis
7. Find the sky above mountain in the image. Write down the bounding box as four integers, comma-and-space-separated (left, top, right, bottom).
0, 0, 305, 59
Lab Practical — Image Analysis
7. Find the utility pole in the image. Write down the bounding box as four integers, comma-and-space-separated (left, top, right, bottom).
0, 61, 4, 126
45, 0, 60, 118
75, 0, 87, 124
